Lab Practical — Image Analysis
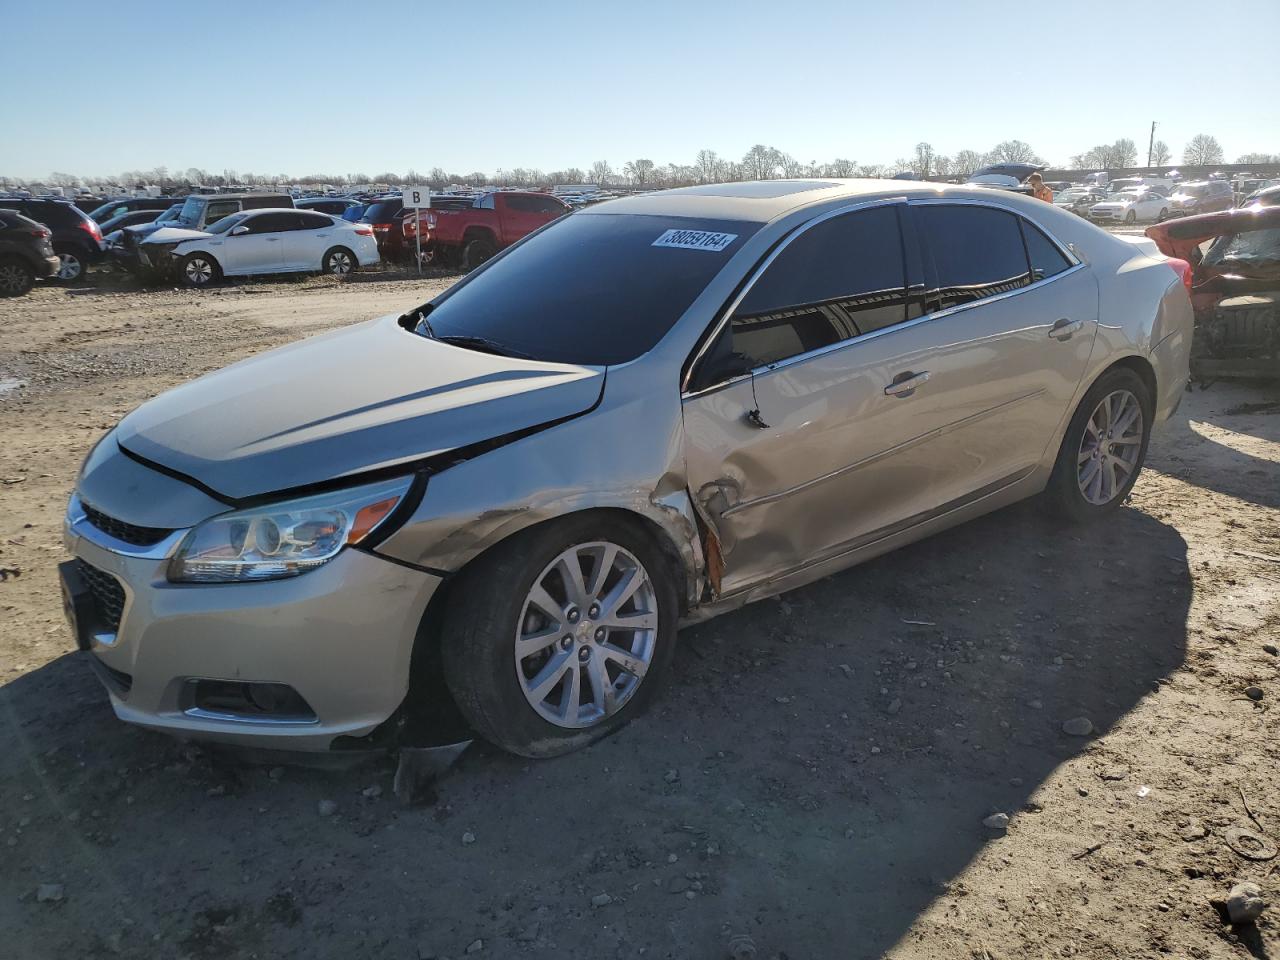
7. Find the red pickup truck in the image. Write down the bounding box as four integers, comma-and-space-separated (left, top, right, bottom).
403, 191, 569, 269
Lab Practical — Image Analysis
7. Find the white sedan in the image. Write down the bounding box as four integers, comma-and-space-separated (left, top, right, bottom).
138, 208, 380, 287
1089, 190, 1170, 225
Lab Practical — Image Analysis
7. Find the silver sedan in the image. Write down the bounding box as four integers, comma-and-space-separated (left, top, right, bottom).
61, 180, 1193, 757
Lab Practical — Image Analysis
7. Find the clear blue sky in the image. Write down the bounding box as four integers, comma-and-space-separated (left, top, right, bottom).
2, 0, 1276, 180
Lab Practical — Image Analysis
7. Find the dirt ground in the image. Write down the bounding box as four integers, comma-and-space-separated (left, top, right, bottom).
1, 267, 1279, 960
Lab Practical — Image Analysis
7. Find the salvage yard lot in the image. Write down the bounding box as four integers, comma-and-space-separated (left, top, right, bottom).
2, 272, 1279, 960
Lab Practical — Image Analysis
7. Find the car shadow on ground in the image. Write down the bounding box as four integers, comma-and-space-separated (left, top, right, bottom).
0, 500, 1191, 960
1147, 383, 1280, 510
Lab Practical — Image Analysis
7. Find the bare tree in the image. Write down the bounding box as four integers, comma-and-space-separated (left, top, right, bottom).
694, 149, 719, 183
933, 155, 954, 177
623, 158, 655, 187
951, 150, 982, 177
912, 142, 934, 178
858, 163, 890, 179
984, 140, 1042, 164
590, 160, 614, 187
741, 144, 779, 180
825, 158, 857, 178
1150, 141, 1171, 166
1237, 152, 1280, 164
1183, 134, 1224, 165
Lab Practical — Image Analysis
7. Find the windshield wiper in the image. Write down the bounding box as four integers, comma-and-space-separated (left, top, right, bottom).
436, 335, 535, 360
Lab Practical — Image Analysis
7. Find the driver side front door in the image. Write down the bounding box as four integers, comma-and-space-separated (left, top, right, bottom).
220, 211, 291, 275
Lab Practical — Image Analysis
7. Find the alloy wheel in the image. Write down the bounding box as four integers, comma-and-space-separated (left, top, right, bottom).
327, 251, 353, 274
1077, 389, 1144, 505
56, 253, 83, 281
514, 541, 658, 729
0, 263, 29, 294
185, 257, 213, 286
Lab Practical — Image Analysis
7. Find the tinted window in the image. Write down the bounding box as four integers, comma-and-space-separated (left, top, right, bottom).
206, 213, 248, 235
204, 200, 240, 223
726, 206, 908, 369
361, 199, 402, 223
1020, 221, 1071, 281
243, 212, 297, 234
418, 213, 757, 365
504, 195, 541, 213
917, 205, 1031, 311
294, 212, 334, 230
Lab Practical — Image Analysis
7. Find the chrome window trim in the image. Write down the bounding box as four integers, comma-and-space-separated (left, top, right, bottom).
682, 196, 1085, 400
66, 493, 189, 560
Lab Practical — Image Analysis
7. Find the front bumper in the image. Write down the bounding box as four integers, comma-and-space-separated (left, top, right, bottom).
62, 496, 442, 751
37, 254, 61, 278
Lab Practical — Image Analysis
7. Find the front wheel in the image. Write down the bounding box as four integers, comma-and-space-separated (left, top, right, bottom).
180, 253, 220, 288
1124, 210, 1137, 225
0, 257, 35, 296
323, 246, 356, 276
440, 515, 678, 757
1157, 208, 1169, 222
1044, 367, 1152, 522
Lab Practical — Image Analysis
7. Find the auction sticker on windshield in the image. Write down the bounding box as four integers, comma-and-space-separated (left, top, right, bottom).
652, 229, 738, 252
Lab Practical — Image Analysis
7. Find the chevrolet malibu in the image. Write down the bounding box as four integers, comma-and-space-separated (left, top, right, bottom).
61, 180, 1193, 758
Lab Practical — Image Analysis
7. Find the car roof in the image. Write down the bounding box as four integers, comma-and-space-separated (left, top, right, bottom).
579, 179, 1059, 225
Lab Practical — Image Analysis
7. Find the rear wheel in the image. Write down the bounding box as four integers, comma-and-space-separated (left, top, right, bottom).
1157, 208, 1169, 222
180, 253, 220, 288
52, 244, 87, 283
440, 514, 678, 757
322, 246, 356, 276
1044, 367, 1152, 523
462, 236, 496, 271
0, 257, 35, 296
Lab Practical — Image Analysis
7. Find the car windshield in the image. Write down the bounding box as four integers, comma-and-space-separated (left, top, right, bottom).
156, 205, 182, 223
1204, 228, 1280, 266
1178, 185, 1207, 198
176, 196, 205, 227
205, 213, 248, 235
1057, 189, 1090, 201
412, 213, 758, 365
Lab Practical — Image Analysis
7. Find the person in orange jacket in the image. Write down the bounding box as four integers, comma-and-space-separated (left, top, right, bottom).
1028, 172, 1054, 203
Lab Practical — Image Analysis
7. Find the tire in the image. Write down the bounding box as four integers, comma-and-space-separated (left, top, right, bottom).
1124, 210, 1137, 225
1044, 366, 1152, 523
179, 252, 220, 288
462, 236, 496, 271
440, 513, 679, 758
0, 257, 35, 297
1157, 208, 1169, 223
322, 246, 357, 276
52, 244, 88, 283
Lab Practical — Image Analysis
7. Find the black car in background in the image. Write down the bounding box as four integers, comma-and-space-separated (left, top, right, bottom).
0, 209, 61, 296
0, 198, 103, 281
85, 196, 178, 224
296, 197, 361, 217
359, 197, 405, 260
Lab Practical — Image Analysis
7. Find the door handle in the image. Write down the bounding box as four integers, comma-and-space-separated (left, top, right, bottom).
1048, 318, 1083, 340
884, 370, 930, 398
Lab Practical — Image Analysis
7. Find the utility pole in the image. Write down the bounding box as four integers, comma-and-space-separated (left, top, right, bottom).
1147, 121, 1158, 169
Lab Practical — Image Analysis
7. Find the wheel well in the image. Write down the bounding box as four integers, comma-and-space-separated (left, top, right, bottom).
1104, 354, 1157, 406
396, 506, 692, 746
462, 227, 496, 246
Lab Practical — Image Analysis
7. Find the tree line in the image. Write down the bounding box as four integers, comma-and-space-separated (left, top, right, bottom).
4, 135, 1275, 194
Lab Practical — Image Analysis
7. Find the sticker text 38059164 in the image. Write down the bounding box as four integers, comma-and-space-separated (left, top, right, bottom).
651, 229, 739, 252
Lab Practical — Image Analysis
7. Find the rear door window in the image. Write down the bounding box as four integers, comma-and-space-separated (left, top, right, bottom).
294, 212, 334, 230
915, 205, 1032, 311
1020, 221, 1072, 281
725, 205, 909, 370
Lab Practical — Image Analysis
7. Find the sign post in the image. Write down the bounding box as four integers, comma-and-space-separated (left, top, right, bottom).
401, 185, 430, 274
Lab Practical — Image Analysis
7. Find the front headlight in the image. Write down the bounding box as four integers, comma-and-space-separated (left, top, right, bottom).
169, 476, 415, 583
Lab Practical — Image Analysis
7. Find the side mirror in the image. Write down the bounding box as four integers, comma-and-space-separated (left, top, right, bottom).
690, 352, 753, 393
230, 224, 250, 236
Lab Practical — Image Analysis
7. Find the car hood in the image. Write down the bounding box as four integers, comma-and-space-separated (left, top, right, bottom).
116, 314, 605, 500
140, 225, 213, 245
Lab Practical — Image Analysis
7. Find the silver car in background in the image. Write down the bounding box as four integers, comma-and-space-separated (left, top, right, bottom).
60, 180, 1193, 758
